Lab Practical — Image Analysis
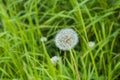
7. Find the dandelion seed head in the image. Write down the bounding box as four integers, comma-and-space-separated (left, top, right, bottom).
55, 28, 78, 51
50, 56, 59, 65
88, 41, 95, 48
40, 37, 47, 42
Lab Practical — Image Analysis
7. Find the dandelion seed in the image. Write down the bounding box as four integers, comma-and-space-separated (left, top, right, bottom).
55, 28, 78, 51
40, 37, 47, 42
50, 56, 59, 65
88, 41, 95, 48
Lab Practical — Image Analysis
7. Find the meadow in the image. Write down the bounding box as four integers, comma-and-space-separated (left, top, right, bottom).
0, 0, 120, 80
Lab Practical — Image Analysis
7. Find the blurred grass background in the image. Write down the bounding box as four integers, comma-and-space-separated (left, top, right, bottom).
0, 0, 120, 80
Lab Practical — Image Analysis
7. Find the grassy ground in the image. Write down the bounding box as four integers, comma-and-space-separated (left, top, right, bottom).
0, 0, 120, 80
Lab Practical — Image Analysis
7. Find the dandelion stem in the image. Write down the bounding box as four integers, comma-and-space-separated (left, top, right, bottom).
70, 50, 81, 80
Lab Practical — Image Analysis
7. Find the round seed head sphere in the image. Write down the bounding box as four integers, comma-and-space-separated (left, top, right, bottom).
55, 28, 78, 51
40, 37, 47, 42
50, 56, 59, 65
88, 41, 95, 48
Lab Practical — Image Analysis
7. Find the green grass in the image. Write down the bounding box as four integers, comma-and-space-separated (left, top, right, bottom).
0, 0, 120, 80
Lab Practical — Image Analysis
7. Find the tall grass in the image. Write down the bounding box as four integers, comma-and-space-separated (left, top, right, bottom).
0, 0, 120, 80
